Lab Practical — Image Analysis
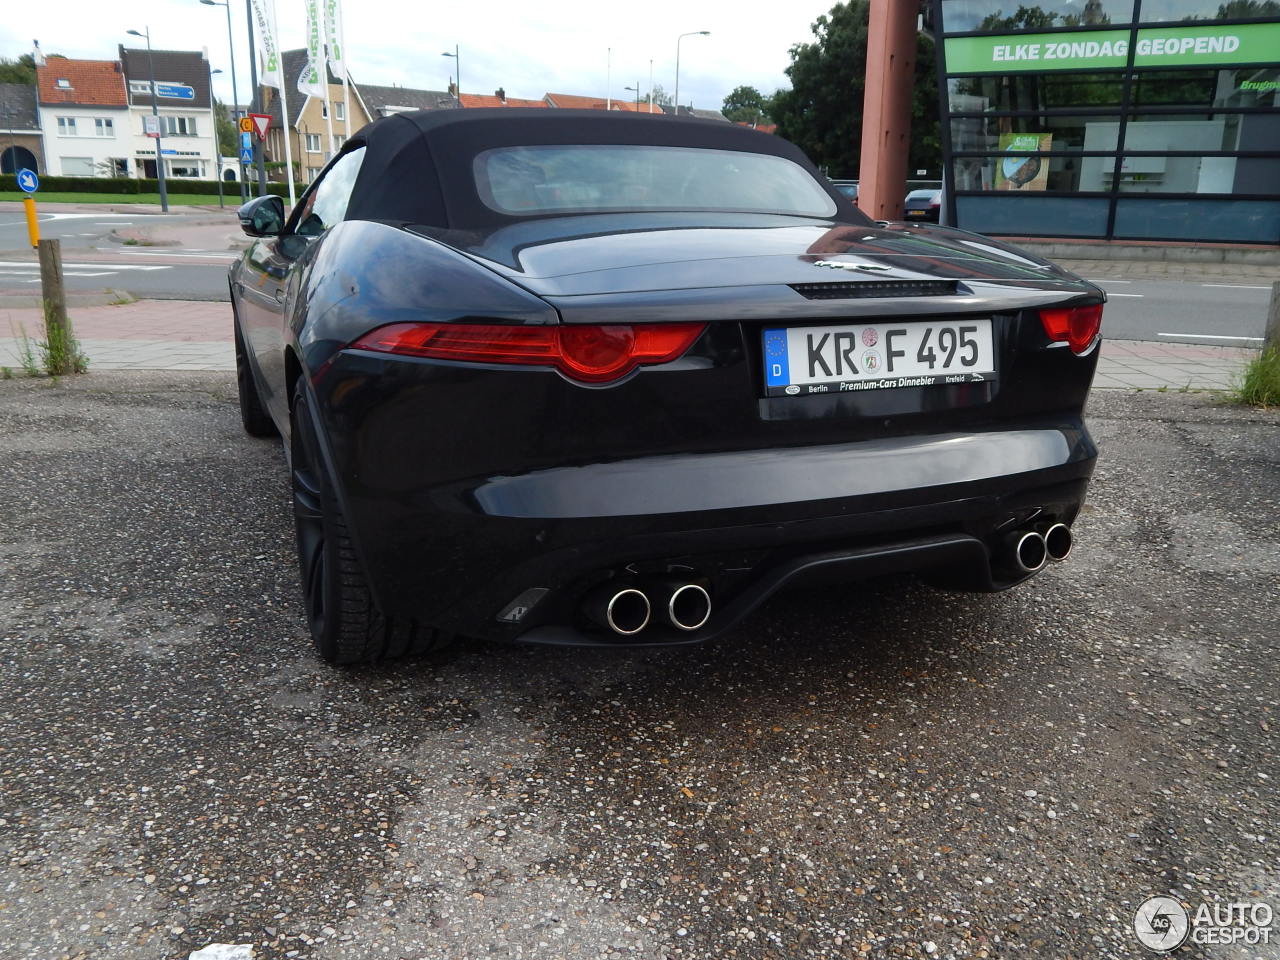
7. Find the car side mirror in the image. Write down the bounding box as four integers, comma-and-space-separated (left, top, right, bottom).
238, 195, 286, 237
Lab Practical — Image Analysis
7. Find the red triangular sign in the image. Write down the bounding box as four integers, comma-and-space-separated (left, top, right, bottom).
249, 113, 271, 142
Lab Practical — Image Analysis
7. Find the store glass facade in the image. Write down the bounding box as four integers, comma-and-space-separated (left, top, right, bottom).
934, 0, 1280, 243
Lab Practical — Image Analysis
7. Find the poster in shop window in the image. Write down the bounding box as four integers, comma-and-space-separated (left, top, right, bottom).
995, 133, 1052, 191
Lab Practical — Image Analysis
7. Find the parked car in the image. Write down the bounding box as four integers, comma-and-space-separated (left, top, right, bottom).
231, 109, 1103, 664
903, 188, 943, 222
829, 179, 858, 201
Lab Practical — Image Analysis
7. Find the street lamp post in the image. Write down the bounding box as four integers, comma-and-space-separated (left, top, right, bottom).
199, 0, 245, 201
673, 30, 709, 118
624, 83, 641, 109
441, 46, 459, 98
209, 67, 225, 208
127, 27, 168, 212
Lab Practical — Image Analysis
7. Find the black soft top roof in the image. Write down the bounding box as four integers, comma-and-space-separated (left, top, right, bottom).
342, 108, 865, 229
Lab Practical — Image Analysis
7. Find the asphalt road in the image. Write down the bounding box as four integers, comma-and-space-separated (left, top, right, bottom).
1, 372, 1277, 960
1085, 277, 1271, 348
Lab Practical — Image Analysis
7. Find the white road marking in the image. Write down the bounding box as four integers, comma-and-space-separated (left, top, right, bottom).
0, 269, 116, 278
115, 249, 237, 259
1157, 332, 1264, 342
1087, 278, 1132, 283
0, 260, 170, 271
1200, 283, 1271, 290
1107, 293, 1145, 297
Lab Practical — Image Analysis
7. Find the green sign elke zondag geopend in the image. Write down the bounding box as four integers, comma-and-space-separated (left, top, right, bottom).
944, 21, 1280, 74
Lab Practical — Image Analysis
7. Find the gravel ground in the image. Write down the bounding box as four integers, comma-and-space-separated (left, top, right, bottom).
1, 372, 1277, 960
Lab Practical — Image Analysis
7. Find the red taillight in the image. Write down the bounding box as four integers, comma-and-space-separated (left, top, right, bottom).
349, 322, 706, 383
1039, 303, 1103, 355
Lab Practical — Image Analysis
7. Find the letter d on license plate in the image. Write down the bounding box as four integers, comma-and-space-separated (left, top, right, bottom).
762, 319, 995, 396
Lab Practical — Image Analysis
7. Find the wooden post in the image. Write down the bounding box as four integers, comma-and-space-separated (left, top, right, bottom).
1267, 280, 1280, 352
38, 238, 73, 375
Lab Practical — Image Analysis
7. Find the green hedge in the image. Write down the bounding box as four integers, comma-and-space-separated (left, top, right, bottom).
1, 173, 305, 200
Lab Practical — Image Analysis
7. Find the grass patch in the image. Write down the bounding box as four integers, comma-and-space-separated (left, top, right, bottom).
8, 318, 40, 376
1234, 347, 1280, 407
5, 191, 227, 206
6, 314, 88, 377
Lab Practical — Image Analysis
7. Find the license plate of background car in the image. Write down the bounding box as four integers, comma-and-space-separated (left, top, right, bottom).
762, 318, 995, 397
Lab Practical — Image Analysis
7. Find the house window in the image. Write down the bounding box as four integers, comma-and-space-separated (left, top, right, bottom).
56, 117, 77, 136
334, 102, 345, 121
170, 163, 200, 178
160, 115, 197, 137
56, 78, 71, 89
61, 156, 94, 176
129, 80, 152, 96
321, 101, 328, 119
307, 166, 322, 181
305, 133, 321, 152
332, 134, 345, 152
95, 118, 114, 137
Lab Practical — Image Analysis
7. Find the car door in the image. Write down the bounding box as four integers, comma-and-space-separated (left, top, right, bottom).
238, 146, 367, 425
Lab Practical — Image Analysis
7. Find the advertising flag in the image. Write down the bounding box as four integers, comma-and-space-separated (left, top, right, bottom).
299, 0, 327, 99
324, 0, 345, 76
250, 0, 283, 89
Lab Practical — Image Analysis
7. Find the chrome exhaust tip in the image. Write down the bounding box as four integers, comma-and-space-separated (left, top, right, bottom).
1043, 523, 1073, 562
665, 583, 712, 632
1008, 530, 1048, 574
584, 585, 651, 636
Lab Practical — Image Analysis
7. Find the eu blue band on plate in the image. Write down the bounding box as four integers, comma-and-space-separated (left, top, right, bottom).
763, 329, 789, 387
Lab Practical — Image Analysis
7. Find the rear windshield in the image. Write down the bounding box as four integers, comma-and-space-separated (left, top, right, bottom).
474, 144, 838, 218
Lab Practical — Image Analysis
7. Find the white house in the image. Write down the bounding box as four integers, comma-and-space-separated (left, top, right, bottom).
118, 45, 219, 181
35, 57, 132, 177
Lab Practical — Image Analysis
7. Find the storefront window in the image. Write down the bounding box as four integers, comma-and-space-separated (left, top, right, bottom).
1131, 67, 1280, 107
950, 114, 1121, 150
948, 73, 1127, 111
956, 194, 1111, 235
1114, 197, 1280, 242
1111, 153, 1279, 192
953, 154, 1092, 191
941, 0, 1134, 33
1139, 0, 1280, 22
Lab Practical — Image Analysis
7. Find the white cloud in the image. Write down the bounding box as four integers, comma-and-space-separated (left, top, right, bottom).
2, 0, 830, 112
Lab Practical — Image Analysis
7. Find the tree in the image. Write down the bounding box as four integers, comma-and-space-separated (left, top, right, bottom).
0, 54, 37, 84
214, 99, 238, 157
770, 1, 940, 179
722, 85, 769, 124
642, 84, 673, 107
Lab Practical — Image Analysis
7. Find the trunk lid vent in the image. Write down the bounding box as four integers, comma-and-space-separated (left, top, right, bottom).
789, 279, 958, 300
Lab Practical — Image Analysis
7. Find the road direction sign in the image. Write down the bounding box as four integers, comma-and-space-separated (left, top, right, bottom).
16, 168, 38, 193
238, 117, 254, 134
154, 82, 195, 100
249, 113, 271, 142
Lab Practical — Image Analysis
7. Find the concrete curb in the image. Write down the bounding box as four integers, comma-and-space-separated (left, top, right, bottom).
0, 289, 134, 309
1001, 238, 1280, 267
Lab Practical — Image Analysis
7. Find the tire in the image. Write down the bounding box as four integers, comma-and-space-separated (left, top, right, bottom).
290, 380, 448, 664
234, 313, 277, 438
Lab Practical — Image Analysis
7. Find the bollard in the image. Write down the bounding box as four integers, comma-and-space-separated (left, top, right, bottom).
23, 195, 39, 248
1267, 280, 1280, 352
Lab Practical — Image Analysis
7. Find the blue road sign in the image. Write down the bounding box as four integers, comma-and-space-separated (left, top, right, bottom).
240, 131, 252, 150
154, 83, 195, 100
240, 145, 254, 164
16, 168, 38, 193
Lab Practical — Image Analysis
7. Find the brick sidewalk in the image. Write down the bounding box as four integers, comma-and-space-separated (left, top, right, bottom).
0, 299, 1260, 388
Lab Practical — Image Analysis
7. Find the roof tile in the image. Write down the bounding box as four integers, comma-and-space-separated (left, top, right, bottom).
36, 58, 128, 107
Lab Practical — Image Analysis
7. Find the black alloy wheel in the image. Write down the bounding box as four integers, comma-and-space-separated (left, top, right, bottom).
234, 314, 277, 437
289, 380, 446, 664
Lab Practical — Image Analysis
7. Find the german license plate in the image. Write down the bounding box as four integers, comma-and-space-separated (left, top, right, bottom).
905, 209, 928, 217
762, 319, 995, 397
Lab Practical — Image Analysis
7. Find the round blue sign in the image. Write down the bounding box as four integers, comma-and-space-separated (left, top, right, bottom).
16, 168, 39, 193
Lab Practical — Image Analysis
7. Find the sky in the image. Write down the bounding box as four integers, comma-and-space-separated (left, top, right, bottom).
0, 0, 835, 111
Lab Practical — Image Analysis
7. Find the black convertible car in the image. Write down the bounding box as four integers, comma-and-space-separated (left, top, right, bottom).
230, 109, 1103, 664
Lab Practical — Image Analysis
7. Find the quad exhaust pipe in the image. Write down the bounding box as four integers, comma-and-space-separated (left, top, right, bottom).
1042, 522, 1073, 562
583, 580, 712, 636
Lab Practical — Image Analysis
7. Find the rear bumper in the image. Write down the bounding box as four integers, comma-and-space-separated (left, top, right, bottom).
310, 351, 1096, 644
